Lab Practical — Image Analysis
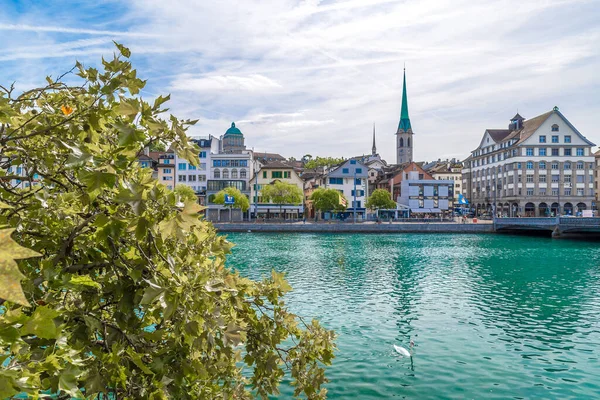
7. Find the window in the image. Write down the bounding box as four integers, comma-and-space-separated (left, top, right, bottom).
517, 163, 522, 169
262, 171, 267, 178
551, 148, 559, 156
222, 169, 229, 179
272, 171, 283, 179
577, 188, 584, 196
178, 163, 186, 170
552, 124, 559, 132
418, 174, 424, 180
564, 148, 571, 156
539, 175, 546, 183
163, 168, 172, 174
539, 161, 546, 169
539, 135, 546, 143
188, 175, 197, 182
355, 178, 362, 185
351, 190, 365, 197
350, 160, 356, 165
552, 189, 559, 196
356, 168, 362, 173
564, 162, 571, 170
178, 175, 186, 182
140, 161, 149, 168
517, 175, 522, 183
198, 175, 206, 182
240, 170, 247, 179
526, 162, 533, 169
564, 135, 571, 143
199, 151, 207, 158
551, 175, 559, 182
329, 177, 343, 185
577, 148, 584, 156
552, 135, 559, 143
539, 188, 546, 195
564, 188, 571, 196
231, 169, 238, 179
342, 168, 349, 174
577, 175, 585, 183
16, 167, 22, 174
526, 148, 534, 156
527, 189, 534, 196
526, 174, 534, 183
564, 175, 571, 183
213, 169, 220, 178
551, 162, 558, 170
577, 162, 584, 170
539, 148, 546, 156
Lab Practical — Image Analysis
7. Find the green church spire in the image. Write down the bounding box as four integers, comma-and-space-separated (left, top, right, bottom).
398, 68, 412, 132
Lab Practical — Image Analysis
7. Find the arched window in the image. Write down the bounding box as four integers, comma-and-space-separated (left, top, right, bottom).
223, 169, 229, 179
399, 138, 404, 147
407, 138, 411, 147
214, 169, 220, 179
551, 124, 559, 132
577, 161, 584, 170
240, 169, 247, 179
231, 169, 238, 179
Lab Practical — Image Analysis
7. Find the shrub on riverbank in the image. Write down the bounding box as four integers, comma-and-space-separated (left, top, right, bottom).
0, 43, 335, 399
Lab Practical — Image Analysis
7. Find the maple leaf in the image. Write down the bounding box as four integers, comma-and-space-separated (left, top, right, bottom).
0, 229, 42, 306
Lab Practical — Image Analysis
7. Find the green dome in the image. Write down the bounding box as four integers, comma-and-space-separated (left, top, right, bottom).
225, 122, 243, 136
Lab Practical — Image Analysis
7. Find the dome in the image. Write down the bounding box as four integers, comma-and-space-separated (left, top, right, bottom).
224, 122, 243, 136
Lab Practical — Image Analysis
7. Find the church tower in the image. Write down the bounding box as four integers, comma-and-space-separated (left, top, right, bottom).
372, 123, 377, 156
396, 68, 413, 165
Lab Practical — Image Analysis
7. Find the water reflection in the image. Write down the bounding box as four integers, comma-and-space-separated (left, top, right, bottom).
226, 233, 600, 399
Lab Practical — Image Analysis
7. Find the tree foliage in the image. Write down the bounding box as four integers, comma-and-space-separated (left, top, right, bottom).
174, 184, 197, 203
213, 187, 250, 212
0, 43, 334, 399
261, 180, 303, 217
365, 189, 396, 210
303, 157, 344, 170
310, 188, 347, 214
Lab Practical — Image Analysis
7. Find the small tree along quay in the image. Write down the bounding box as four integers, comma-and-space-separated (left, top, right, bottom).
213, 186, 250, 212
310, 188, 347, 221
261, 181, 303, 220
0, 44, 335, 399
365, 189, 396, 211
174, 184, 197, 203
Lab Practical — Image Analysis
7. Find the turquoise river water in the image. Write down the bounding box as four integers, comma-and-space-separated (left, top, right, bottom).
224, 233, 600, 399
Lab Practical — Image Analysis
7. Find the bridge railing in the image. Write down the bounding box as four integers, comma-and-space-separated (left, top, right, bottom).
559, 217, 600, 226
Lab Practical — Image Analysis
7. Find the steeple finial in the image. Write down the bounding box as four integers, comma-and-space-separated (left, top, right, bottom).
372, 123, 377, 156
398, 67, 412, 133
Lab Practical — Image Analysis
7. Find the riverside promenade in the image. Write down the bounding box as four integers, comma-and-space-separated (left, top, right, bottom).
213, 221, 494, 234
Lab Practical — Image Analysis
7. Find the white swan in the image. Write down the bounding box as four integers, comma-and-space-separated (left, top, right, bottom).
393, 340, 414, 357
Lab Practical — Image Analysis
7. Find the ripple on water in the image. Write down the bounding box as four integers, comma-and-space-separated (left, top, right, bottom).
225, 233, 600, 399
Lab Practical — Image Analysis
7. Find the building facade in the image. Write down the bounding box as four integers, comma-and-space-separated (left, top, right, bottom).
463, 108, 596, 217
427, 160, 463, 206
249, 161, 304, 219
396, 68, 414, 165
595, 149, 600, 208
157, 152, 175, 190
325, 159, 369, 219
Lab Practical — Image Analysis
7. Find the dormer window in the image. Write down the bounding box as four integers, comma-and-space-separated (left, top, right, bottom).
552, 124, 559, 132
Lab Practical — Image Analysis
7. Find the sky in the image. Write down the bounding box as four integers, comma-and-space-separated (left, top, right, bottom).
1, 0, 600, 163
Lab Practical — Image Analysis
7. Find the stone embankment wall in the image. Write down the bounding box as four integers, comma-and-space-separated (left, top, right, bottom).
212, 223, 494, 234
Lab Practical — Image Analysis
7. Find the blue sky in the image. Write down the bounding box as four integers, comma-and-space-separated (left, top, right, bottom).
2, 0, 599, 162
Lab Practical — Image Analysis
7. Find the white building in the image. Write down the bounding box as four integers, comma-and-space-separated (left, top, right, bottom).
324, 159, 369, 219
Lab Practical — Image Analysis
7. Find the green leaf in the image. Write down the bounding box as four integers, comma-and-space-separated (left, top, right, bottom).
114, 121, 144, 147
0, 228, 41, 306
113, 41, 131, 58
0, 200, 12, 209
59, 371, 84, 399
141, 281, 164, 305
127, 349, 154, 375
0, 376, 19, 399
118, 98, 140, 117
68, 275, 101, 289
20, 306, 60, 339
80, 170, 117, 192
153, 94, 170, 110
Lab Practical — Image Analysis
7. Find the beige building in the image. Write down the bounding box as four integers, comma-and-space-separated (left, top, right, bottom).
250, 161, 304, 219
463, 108, 596, 217
427, 160, 463, 203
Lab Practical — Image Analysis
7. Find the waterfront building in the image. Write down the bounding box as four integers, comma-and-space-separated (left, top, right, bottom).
249, 161, 304, 219
462, 108, 596, 217
174, 137, 213, 204
595, 149, 600, 208
136, 149, 161, 180
324, 159, 369, 219
396, 68, 414, 165
157, 151, 175, 190
425, 159, 464, 206
351, 124, 388, 195
220, 122, 246, 153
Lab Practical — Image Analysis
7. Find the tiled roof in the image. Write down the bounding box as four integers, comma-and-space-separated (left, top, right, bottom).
486, 129, 511, 142
513, 111, 553, 144
259, 161, 293, 169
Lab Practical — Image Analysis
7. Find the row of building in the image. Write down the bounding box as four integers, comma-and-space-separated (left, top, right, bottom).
135, 68, 599, 220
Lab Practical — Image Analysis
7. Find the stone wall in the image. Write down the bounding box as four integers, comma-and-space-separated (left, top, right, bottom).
212, 223, 494, 234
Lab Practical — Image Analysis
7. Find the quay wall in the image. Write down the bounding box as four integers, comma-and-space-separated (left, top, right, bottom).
213, 223, 494, 234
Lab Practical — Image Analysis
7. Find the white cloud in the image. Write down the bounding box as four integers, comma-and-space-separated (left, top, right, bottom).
170, 74, 282, 93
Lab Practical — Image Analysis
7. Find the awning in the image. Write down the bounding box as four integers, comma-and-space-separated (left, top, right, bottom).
410, 208, 442, 213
